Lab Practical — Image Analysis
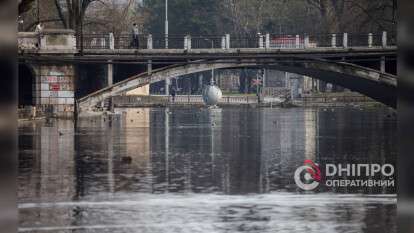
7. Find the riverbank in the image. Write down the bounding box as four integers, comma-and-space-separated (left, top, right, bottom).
19, 92, 391, 120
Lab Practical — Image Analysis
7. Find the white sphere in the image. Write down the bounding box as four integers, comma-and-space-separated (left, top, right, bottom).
202, 85, 222, 106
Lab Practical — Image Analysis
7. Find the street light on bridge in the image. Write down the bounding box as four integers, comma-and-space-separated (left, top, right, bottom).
165, 0, 168, 49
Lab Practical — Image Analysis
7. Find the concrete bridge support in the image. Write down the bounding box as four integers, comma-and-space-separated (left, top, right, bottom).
18, 29, 77, 118
107, 61, 113, 86
30, 64, 76, 118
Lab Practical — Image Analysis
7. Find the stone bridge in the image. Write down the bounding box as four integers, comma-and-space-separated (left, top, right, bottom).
17, 29, 397, 117
77, 59, 396, 114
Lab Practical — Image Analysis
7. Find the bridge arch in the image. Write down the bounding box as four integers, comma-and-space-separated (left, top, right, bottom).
78, 58, 397, 113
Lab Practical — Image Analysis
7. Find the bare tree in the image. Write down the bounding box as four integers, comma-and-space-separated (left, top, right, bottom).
83, 0, 148, 36
220, 0, 281, 35
19, 0, 36, 15
307, 0, 396, 33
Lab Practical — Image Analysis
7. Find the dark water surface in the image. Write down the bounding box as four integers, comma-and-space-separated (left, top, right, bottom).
18, 107, 397, 233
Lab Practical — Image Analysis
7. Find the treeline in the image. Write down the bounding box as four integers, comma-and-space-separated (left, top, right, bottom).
19, 0, 396, 35
143, 0, 397, 35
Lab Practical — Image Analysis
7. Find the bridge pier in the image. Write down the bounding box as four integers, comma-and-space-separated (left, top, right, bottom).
18, 29, 77, 118
107, 61, 113, 86
32, 64, 76, 118
165, 78, 170, 96
381, 56, 386, 73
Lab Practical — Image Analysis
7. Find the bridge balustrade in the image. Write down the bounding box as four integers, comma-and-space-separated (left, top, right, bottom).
190, 36, 223, 49
82, 34, 110, 49
18, 30, 395, 51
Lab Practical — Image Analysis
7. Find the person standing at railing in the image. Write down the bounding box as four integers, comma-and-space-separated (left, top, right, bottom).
131, 23, 140, 49
35, 22, 43, 49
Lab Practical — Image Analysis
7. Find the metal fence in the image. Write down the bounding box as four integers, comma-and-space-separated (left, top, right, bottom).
190, 36, 223, 49
82, 34, 110, 49
80, 32, 395, 50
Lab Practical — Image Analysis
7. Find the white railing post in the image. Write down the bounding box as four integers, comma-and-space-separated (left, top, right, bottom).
295, 35, 300, 48
184, 35, 188, 50
109, 33, 114, 50
259, 34, 264, 49
331, 34, 336, 47
265, 33, 270, 49
368, 33, 373, 48
343, 33, 348, 48
147, 34, 153, 49
304, 35, 310, 49
226, 34, 230, 49
187, 35, 191, 50
382, 31, 387, 47
221, 36, 226, 49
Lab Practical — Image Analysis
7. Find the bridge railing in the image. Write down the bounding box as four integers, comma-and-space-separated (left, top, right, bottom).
78, 32, 396, 50
82, 33, 111, 49
230, 36, 261, 49
190, 36, 224, 49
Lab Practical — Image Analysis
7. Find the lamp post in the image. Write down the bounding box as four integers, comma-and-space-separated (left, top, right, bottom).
165, 0, 168, 49
204, 38, 215, 85
164, 0, 169, 95
37, 0, 40, 23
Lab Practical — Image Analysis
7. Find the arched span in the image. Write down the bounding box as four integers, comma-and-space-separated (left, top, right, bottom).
78, 58, 397, 113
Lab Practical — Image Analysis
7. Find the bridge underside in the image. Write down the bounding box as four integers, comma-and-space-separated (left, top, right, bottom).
77, 58, 396, 114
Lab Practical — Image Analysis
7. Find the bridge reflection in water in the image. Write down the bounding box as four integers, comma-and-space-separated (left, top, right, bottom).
18, 107, 396, 232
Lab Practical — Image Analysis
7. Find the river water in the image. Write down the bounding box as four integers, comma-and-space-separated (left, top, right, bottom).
18, 106, 397, 233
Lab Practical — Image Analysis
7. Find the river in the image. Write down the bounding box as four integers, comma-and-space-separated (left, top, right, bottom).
18, 106, 397, 233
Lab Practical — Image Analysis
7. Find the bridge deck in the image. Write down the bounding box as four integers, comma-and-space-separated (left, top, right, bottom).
20, 46, 396, 62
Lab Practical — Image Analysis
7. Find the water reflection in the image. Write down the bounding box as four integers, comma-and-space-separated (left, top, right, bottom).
18, 107, 397, 232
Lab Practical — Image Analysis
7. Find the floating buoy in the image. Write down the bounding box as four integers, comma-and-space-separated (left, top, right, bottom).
202, 85, 222, 106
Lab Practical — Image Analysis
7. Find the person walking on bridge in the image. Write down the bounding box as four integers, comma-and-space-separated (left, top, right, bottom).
170, 86, 176, 103
131, 23, 140, 49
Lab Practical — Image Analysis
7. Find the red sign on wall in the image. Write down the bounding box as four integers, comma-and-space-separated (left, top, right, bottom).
50, 83, 60, 91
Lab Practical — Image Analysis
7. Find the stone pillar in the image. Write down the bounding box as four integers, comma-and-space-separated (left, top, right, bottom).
184, 35, 191, 50
148, 60, 152, 75
165, 78, 170, 96
198, 74, 203, 93
382, 31, 387, 47
109, 33, 114, 50
295, 35, 300, 48
381, 56, 386, 73
259, 34, 264, 49
108, 33, 114, 86
368, 33, 373, 48
187, 35, 191, 50
226, 34, 230, 49
304, 35, 310, 48
265, 34, 270, 49
285, 72, 290, 89
147, 34, 153, 49
107, 61, 113, 86
343, 33, 348, 48
29, 30, 78, 118
210, 69, 215, 85
331, 34, 336, 47
35, 64, 75, 118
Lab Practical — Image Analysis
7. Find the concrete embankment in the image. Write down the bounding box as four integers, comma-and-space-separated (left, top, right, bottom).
19, 92, 388, 120
293, 92, 384, 107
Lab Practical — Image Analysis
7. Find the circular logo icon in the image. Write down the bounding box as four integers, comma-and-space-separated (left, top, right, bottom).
294, 160, 321, 191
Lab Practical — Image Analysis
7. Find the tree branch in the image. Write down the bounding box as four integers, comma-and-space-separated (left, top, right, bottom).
54, 0, 68, 28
